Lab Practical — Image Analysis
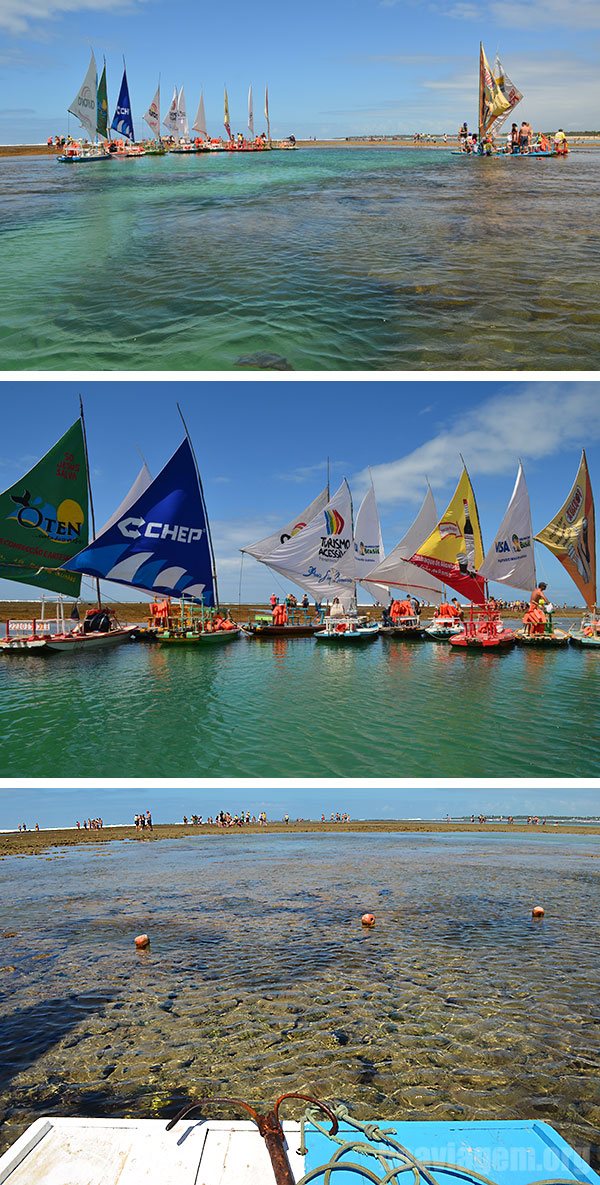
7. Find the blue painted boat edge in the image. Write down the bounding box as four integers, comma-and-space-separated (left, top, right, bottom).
304, 1120, 600, 1185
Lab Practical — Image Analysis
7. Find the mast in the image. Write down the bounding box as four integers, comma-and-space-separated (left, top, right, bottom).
177, 403, 219, 608
79, 395, 101, 608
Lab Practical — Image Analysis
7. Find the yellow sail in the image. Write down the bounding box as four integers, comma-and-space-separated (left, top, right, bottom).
535, 450, 596, 609
479, 43, 511, 135
409, 466, 486, 603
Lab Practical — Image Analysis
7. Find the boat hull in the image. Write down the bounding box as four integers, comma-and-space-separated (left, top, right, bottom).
569, 633, 600, 648
43, 626, 138, 652
156, 629, 241, 646
316, 625, 380, 642
380, 625, 424, 639
450, 629, 515, 649
424, 623, 463, 640
246, 624, 324, 638
57, 153, 112, 164
515, 629, 570, 647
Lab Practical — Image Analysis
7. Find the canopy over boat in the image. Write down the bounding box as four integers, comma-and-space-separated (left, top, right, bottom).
479, 462, 537, 592
257, 480, 357, 607
364, 487, 444, 604
0, 418, 88, 598
64, 438, 217, 606
409, 465, 486, 604
535, 449, 596, 609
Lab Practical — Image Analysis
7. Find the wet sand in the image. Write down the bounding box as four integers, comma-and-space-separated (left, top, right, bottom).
1, 820, 598, 858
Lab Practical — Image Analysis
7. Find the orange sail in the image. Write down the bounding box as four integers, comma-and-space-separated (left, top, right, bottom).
479, 43, 511, 137
409, 466, 486, 604
535, 450, 596, 609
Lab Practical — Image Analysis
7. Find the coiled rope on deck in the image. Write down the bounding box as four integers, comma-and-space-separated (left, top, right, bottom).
297, 1105, 577, 1185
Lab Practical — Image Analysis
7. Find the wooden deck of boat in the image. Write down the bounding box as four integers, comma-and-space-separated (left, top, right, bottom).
0, 1117, 304, 1184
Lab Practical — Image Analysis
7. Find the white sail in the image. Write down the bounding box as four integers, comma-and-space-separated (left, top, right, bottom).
192, 91, 207, 138
98, 463, 153, 536
353, 486, 387, 602
178, 87, 189, 139
144, 85, 161, 137
242, 487, 329, 560
363, 487, 444, 604
248, 85, 254, 136
479, 463, 537, 592
163, 86, 179, 138
68, 51, 97, 138
491, 55, 523, 136
258, 480, 356, 607
264, 84, 270, 140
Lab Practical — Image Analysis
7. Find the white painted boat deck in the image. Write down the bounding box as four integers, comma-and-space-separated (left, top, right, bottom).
0, 1117, 305, 1184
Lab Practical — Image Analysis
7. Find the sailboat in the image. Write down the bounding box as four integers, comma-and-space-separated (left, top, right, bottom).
59, 51, 112, 164
0, 411, 136, 654
63, 414, 241, 648
252, 480, 379, 642
241, 486, 330, 637
110, 62, 145, 157
364, 487, 445, 638
533, 451, 597, 648
143, 81, 166, 155
454, 44, 555, 159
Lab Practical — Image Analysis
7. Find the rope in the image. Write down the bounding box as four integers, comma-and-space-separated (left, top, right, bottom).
296, 1106, 577, 1185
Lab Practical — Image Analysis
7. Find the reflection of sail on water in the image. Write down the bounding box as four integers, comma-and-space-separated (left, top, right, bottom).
535, 450, 596, 608
409, 466, 486, 603
364, 488, 444, 604
257, 480, 356, 606
479, 463, 537, 592
64, 439, 218, 606
0, 420, 88, 597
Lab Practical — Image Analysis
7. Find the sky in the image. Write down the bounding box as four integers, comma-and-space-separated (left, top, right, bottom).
0, 786, 599, 828
0, 379, 598, 608
1, 0, 599, 144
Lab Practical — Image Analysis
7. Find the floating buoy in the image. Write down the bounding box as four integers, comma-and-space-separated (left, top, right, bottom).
531, 906, 545, 918
361, 913, 375, 927
135, 933, 150, 949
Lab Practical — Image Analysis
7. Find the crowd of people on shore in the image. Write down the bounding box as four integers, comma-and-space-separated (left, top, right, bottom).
76, 818, 104, 830
469, 814, 547, 824
134, 812, 153, 831
181, 811, 269, 826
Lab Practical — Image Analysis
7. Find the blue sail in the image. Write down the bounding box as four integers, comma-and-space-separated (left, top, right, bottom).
64, 439, 216, 605
111, 67, 135, 140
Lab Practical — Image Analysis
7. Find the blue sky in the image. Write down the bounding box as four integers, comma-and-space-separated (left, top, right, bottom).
1, 0, 599, 143
0, 786, 599, 828
0, 380, 598, 607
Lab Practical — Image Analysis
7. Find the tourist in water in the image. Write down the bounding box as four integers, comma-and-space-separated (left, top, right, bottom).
519, 120, 533, 152
510, 123, 520, 153
554, 129, 569, 155
458, 122, 468, 150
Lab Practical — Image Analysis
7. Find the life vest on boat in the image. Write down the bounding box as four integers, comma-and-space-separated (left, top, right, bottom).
522, 606, 546, 633
221, 619, 236, 631
272, 604, 288, 626
390, 599, 412, 621
437, 602, 454, 618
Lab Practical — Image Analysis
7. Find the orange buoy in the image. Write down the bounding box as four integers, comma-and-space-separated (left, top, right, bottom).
531, 906, 545, 918
361, 913, 375, 927
135, 933, 150, 949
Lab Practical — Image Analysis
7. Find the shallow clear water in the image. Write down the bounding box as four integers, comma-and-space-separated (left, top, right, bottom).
0, 629, 598, 777
1, 148, 599, 370
0, 833, 598, 1160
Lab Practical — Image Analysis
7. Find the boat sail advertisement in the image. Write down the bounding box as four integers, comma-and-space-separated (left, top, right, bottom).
257, 480, 356, 606
0, 420, 88, 597
535, 450, 596, 609
409, 466, 486, 603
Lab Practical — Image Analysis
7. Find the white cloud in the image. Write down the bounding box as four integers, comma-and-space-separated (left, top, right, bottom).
491, 0, 600, 28
355, 384, 600, 505
0, 0, 151, 35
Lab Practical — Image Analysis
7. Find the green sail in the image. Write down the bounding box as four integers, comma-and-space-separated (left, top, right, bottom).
0, 419, 88, 597
97, 62, 109, 139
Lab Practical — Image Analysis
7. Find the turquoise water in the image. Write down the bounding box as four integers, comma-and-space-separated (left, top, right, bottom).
0, 631, 598, 777
0, 833, 598, 1158
1, 148, 599, 370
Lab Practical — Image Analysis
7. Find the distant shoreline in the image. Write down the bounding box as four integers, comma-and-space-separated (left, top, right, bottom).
1, 137, 599, 159
1, 820, 598, 858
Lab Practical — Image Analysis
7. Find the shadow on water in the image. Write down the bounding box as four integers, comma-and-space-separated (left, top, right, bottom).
0, 992, 116, 1090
